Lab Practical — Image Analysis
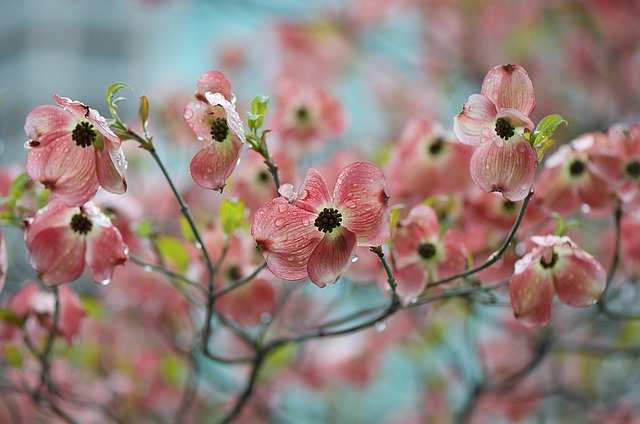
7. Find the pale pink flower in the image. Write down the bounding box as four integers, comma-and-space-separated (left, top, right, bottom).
453, 64, 537, 201
25, 199, 128, 286
252, 161, 390, 288
510, 235, 606, 328
391, 204, 468, 304
183, 71, 245, 191
24, 95, 127, 206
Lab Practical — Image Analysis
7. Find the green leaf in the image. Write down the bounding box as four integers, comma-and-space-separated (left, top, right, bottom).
0, 309, 25, 327
138, 95, 150, 131
259, 343, 298, 382
5, 172, 30, 209
531, 114, 568, 157
219, 199, 246, 236
179, 216, 196, 243
157, 236, 190, 273
251, 95, 270, 116
132, 219, 153, 238
161, 355, 186, 387
105, 82, 132, 122
4, 345, 23, 368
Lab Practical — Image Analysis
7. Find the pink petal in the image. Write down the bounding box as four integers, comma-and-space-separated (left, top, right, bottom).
58, 286, 86, 343
85, 224, 128, 284
587, 153, 624, 185
291, 168, 331, 213
333, 161, 390, 246
26, 138, 100, 206
437, 230, 469, 278
7, 282, 40, 316
552, 246, 606, 308
94, 144, 127, 194
403, 204, 440, 241
394, 264, 428, 305
495, 108, 535, 133
26, 226, 86, 286
470, 136, 538, 201
307, 228, 357, 288
481, 64, 536, 115
24, 105, 74, 148
53, 95, 93, 122
510, 260, 555, 328
196, 70, 233, 102
189, 135, 244, 191
184, 100, 215, 142
252, 197, 322, 280
453, 94, 497, 146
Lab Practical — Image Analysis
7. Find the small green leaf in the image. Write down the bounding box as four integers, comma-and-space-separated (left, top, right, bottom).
157, 236, 190, 273
179, 216, 196, 243
531, 114, 568, 157
105, 82, 132, 122
132, 219, 153, 238
219, 199, 246, 236
5, 172, 30, 209
138, 95, 150, 131
259, 343, 298, 382
161, 355, 186, 387
0, 309, 25, 327
4, 345, 23, 368
251, 95, 270, 116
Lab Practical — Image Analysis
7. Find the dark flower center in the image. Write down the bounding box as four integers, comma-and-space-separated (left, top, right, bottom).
314, 207, 342, 233
72, 121, 97, 148
417, 243, 437, 260
227, 265, 243, 281
428, 137, 444, 156
257, 170, 270, 183
625, 160, 640, 179
495, 118, 515, 140
569, 160, 585, 176
295, 106, 310, 122
502, 200, 517, 212
70, 213, 93, 235
539, 251, 558, 269
210, 117, 229, 142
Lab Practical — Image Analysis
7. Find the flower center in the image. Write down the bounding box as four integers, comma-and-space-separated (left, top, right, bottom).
428, 137, 444, 156
227, 265, 243, 281
314, 207, 342, 233
539, 251, 558, 269
70, 213, 93, 235
625, 160, 640, 179
257, 170, 270, 183
569, 159, 585, 176
210, 117, 229, 142
495, 118, 515, 140
417, 242, 437, 260
295, 106, 310, 123
72, 121, 97, 148
502, 200, 517, 212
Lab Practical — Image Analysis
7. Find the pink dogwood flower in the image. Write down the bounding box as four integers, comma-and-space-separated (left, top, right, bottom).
252, 161, 390, 288
183, 71, 245, 191
24, 95, 127, 206
25, 199, 128, 286
453, 64, 537, 201
510, 235, 606, 328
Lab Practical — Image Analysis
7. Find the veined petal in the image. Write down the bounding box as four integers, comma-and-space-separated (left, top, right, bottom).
453, 94, 497, 146
184, 100, 215, 142
553, 246, 606, 308
291, 168, 331, 213
26, 138, 99, 206
394, 264, 428, 306
26, 226, 86, 286
58, 286, 86, 344
481, 64, 536, 115
53, 95, 93, 122
189, 135, 244, 191
252, 197, 322, 280
196, 70, 233, 102
495, 108, 535, 132
470, 136, 538, 201
24, 105, 74, 148
85, 223, 128, 284
24, 199, 75, 242
333, 161, 390, 246
95, 144, 127, 194
307, 227, 357, 288
510, 262, 555, 328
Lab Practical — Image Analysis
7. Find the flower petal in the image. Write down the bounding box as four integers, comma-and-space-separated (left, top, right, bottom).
481, 64, 536, 115
184, 100, 215, 142
205, 92, 245, 143
24, 105, 74, 148
510, 260, 555, 328
333, 161, 390, 246
94, 144, 127, 194
291, 168, 331, 213
196, 70, 233, 102
85, 223, 128, 284
470, 136, 538, 201
307, 228, 357, 288
553, 246, 606, 308
394, 264, 428, 306
26, 226, 86, 286
453, 94, 497, 146
189, 136, 244, 191
58, 286, 86, 344
252, 197, 322, 280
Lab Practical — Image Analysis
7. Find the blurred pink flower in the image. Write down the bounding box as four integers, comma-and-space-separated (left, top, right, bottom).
453, 64, 537, 201
510, 235, 606, 328
24, 95, 128, 206
252, 161, 390, 288
25, 199, 128, 286
184, 71, 245, 191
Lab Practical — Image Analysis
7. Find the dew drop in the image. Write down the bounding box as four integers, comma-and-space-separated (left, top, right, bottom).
409, 297, 418, 305
195, 241, 203, 250
375, 320, 386, 332
351, 256, 359, 263
274, 217, 285, 227
142, 265, 153, 272
277, 204, 288, 213
197, 136, 204, 141
99, 279, 111, 286
580, 203, 591, 213
301, 219, 311, 227
260, 312, 272, 324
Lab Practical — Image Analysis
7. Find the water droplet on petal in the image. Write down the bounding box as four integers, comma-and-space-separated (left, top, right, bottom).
99, 279, 111, 286
274, 217, 285, 227
277, 204, 288, 213
580, 203, 591, 213
351, 256, 359, 263
197, 136, 204, 141
375, 320, 386, 332
260, 312, 271, 324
